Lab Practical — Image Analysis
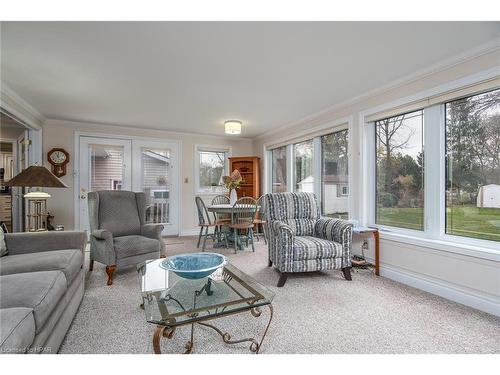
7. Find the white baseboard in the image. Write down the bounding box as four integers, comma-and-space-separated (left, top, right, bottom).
179, 228, 200, 237
381, 265, 500, 317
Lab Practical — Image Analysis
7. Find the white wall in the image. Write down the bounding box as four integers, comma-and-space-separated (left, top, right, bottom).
252, 48, 500, 316
42, 119, 253, 235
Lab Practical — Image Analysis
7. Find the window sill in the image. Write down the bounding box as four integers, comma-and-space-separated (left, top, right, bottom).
378, 230, 500, 262
195, 190, 228, 196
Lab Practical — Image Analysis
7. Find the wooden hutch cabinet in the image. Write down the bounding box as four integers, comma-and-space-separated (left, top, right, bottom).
228, 156, 260, 199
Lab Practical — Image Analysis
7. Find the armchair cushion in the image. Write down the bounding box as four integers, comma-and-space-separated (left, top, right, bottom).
293, 236, 343, 261
113, 235, 161, 259
98, 191, 142, 237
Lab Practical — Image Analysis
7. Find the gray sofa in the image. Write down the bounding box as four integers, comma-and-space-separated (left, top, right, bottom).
0, 231, 86, 354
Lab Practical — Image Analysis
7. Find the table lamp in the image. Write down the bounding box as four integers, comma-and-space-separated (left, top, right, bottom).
6, 165, 68, 231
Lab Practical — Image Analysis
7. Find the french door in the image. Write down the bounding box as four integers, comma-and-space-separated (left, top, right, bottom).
77, 136, 179, 236
131, 140, 179, 236
78, 137, 132, 235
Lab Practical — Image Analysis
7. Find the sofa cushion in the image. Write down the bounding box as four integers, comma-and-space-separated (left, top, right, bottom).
0, 307, 35, 353
0, 249, 83, 286
0, 271, 67, 334
114, 235, 161, 259
293, 236, 343, 261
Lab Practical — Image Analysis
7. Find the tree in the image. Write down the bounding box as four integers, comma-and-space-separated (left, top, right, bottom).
376, 113, 418, 195
446, 89, 500, 201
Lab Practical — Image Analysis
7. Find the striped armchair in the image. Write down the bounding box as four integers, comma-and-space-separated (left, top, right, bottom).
264, 192, 353, 287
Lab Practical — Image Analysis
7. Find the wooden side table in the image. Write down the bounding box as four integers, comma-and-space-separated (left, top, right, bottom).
352, 227, 380, 276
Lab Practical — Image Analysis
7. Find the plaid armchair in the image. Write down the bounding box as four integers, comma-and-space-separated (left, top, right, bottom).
264, 192, 353, 286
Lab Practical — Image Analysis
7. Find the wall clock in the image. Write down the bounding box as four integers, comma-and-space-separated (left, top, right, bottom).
47, 148, 70, 177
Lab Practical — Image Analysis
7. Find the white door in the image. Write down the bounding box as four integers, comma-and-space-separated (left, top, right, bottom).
13, 131, 30, 232
132, 140, 179, 236
77, 136, 132, 233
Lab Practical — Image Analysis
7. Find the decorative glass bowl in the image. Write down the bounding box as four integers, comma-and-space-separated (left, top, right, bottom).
160, 252, 228, 279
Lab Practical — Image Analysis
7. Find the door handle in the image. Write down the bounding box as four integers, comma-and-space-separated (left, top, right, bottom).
80, 195, 86, 199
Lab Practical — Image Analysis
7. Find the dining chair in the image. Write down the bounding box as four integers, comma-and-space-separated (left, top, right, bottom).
195, 196, 218, 251
228, 197, 258, 253
253, 195, 267, 244
211, 194, 231, 242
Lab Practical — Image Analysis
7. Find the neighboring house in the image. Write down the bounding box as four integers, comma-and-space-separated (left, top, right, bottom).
91, 147, 170, 223
477, 184, 500, 208
323, 174, 349, 216
297, 174, 349, 216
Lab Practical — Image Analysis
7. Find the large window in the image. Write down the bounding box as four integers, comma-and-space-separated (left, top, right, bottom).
375, 110, 424, 230
294, 140, 314, 192
271, 146, 287, 193
267, 125, 350, 217
321, 130, 349, 218
445, 89, 500, 242
196, 147, 228, 193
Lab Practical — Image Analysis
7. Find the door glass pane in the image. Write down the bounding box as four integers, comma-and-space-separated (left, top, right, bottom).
445, 88, 500, 242
375, 110, 424, 230
271, 146, 287, 192
89, 144, 124, 191
142, 147, 170, 224
321, 130, 349, 219
294, 140, 314, 192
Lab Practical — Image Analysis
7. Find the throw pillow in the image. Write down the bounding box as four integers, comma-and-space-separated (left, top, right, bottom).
0, 226, 7, 257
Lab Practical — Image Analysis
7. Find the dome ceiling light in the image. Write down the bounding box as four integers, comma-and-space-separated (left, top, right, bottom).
224, 120, 242, 135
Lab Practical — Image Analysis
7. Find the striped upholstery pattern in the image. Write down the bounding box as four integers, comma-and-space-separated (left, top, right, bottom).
293, 236, 343, 261
264, 192, 352, 273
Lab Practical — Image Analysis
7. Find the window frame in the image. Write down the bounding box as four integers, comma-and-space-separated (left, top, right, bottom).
264, 117, 352, 218
374, 109, 425, 232
361, 73, 500, 253
194, 145, 231, 195
270, 145, 289, 193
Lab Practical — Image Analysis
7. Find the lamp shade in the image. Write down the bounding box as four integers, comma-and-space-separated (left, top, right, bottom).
5, 166, 68, 188
224, 120, 242, 135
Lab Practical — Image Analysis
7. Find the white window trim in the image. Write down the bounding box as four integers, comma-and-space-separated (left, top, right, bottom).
359, 67, 500, 255
263, 116, 353, 218
194, 144, 231, 196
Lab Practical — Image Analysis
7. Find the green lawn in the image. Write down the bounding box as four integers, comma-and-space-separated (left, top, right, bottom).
377, 205, 500, 242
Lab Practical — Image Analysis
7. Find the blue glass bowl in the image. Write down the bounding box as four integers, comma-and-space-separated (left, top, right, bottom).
159, 252, 228, 280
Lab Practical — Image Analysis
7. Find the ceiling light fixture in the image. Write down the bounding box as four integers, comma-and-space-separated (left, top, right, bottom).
224, 120, 242, 135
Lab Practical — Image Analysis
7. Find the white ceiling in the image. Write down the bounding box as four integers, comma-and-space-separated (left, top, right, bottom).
1, 22, 499, 138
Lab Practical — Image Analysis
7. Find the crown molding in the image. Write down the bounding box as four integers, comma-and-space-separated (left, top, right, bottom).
0, 82, 45, 129
255, 37, 500, 141
45, 118, 253, 142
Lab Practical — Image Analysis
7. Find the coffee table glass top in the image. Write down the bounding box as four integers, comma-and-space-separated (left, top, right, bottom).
137, 259, 274, 327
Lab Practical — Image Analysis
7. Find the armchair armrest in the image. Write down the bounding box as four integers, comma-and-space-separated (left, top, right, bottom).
91, 229, 113, 241
89, 229, 116, 265
270, 221, 294, 272
4, 231, 86, 256
141, 224, 163, 240
314, 217, 353, 267
141, 224, 165, 256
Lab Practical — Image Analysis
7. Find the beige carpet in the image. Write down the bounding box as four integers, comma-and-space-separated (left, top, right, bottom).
59, 236, 500, 354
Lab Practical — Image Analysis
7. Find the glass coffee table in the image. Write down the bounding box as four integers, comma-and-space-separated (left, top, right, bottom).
137, 259, 275, 354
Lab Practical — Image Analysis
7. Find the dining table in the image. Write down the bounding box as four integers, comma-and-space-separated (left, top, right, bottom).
206, 203, 260, 250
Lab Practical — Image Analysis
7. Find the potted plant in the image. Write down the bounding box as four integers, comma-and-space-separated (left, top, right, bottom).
222, 170, 242, 205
